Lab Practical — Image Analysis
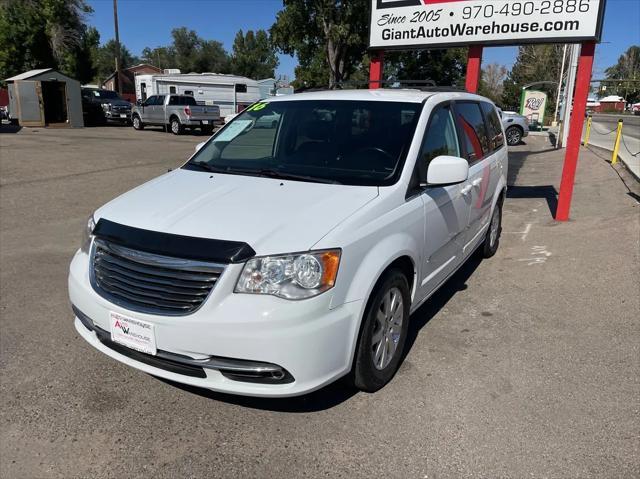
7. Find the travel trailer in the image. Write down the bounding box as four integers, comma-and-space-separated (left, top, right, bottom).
134, 72, 261, 118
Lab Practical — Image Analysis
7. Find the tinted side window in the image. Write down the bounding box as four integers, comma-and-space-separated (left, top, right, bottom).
182, 96, 197, 106
418, 105, 461, 179
168, 96, 179, 105
144, 95, 156, 106
455, 102, 490, 162
155, 95, 166, 106
481, 102, 504, 151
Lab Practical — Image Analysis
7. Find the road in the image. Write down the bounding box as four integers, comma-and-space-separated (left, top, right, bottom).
1, 126, 638, 478
590, 113, 640, 140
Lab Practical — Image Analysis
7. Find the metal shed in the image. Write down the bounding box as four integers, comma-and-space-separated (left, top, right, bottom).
5, 68, 84, 127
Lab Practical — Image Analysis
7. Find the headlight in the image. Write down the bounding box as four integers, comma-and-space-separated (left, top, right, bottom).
80, 215, 96, 253
102, 103, 111, 111
235, 250, 341, 300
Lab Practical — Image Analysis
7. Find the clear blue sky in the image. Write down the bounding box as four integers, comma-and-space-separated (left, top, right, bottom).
87, 0, 640, 80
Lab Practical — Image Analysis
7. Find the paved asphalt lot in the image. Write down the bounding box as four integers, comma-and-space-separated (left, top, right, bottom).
1, 124, 639, 478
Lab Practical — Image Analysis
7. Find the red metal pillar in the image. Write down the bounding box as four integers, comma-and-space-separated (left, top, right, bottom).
556, 41, 596, 221
369, 51, 385, 89
465, 45, 483, 93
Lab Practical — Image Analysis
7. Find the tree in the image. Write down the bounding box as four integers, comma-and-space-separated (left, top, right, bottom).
502, 44, 565, 118
93, 39, 139, 83
271, 0, 369, 88
0, 0, 98, 83
479, 63, 507, 105
230, 29, 279, 79
141, 28, 230, 74
604, 45, 640, 104
384, 49, 467, 88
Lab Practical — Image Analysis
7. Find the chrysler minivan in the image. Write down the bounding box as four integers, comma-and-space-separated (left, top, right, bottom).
69, 89, 507, 397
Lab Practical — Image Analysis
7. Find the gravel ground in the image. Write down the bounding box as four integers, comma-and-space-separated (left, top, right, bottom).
1, 125, 638, 478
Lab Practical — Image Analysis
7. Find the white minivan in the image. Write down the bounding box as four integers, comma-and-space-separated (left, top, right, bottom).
69, 89, 507, 397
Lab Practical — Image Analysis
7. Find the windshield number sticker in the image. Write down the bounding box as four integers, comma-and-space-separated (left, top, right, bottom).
246, 102, 268, 112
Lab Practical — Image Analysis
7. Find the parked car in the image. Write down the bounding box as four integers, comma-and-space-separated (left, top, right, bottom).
69, 89, 507, 397
132, 94, 220, 135
81, 88, 132, 125
497, 108, 529, 146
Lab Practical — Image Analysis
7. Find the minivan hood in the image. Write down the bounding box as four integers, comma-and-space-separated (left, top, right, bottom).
95, 169, 379, 256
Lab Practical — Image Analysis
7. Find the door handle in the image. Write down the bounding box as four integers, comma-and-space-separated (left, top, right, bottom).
472, 178, 482, 187
460, 185, 473, 195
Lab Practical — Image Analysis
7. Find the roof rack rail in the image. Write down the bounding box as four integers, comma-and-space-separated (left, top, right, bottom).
337, 79, 468, 92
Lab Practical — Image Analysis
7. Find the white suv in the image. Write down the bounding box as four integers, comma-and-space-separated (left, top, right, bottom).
69, 89, 508, 397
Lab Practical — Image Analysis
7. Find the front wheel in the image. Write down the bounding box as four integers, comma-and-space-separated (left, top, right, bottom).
132, 115, 143, 130
170, 118, 183, 135
506, 126, 523, 146
350, 269, 410, 393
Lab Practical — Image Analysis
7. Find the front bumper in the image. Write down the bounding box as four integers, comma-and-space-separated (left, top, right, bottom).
69, 250, 362, 397
104, 111, 131, 121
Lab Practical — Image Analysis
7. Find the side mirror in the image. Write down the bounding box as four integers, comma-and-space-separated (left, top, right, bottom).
195, 141, 206, 152
136, 99, 143, 106
426, 155, 469, 186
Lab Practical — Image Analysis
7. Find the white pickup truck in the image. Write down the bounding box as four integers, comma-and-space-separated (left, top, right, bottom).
132, 94, 220, 135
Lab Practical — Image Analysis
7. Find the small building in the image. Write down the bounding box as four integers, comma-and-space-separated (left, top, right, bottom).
5, 68, 83, 127
597, 95, 626, 113
102, 63, 162, 103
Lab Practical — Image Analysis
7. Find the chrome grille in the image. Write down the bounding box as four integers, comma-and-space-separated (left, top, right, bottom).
90, 239, 225, 316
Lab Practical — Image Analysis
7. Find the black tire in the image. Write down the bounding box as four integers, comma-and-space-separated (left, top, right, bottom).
132, 115, 144, 130
505, 126, 523, 146
170, 117, 183, 135
350, 269, 411, 393
481, 197, 503, 258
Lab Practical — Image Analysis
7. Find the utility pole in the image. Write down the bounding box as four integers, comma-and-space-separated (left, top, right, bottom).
553, 44, 568, 127
113, 0, 122, 95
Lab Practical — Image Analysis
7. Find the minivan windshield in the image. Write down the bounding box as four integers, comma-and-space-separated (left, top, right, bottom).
185, 100, 422, 186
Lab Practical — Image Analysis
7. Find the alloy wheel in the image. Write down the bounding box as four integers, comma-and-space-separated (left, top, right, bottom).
489, 206, 500, 247
371, 287, 404, 370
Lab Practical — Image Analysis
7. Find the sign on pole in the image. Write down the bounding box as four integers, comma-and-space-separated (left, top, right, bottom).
369, 0, 606, 49
520, 90, 548, 126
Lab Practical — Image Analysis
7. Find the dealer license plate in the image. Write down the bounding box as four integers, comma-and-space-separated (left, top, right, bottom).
202, 120, 209, 125
110, 312, 157, 355
120, 114, 127, 118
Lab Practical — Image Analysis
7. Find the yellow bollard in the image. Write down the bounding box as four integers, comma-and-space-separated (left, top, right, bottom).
612, 119, 623, 165
584, 116, 592, 146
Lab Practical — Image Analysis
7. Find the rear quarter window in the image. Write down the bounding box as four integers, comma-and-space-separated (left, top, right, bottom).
454, 102, 490, 162
481, 102, 505, 151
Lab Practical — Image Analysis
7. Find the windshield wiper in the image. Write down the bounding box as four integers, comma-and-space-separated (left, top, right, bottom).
238, 168, 342, 185
187, 163, 340, 184
187, 162, 246, 175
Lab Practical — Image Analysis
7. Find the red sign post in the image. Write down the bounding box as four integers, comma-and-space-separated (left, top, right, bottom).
555, 41, 596, 221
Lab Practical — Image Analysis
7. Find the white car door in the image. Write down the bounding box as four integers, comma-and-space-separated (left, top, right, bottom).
453, 101, 497, 255
416, 103, 471, 300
